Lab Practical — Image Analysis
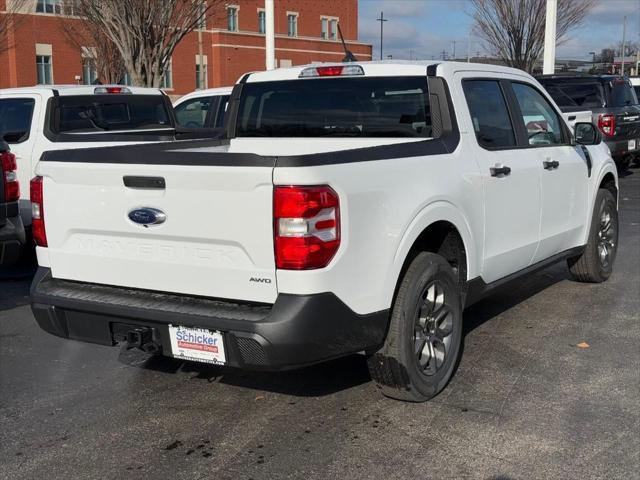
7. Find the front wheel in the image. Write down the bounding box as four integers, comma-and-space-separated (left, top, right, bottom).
567, 188, 618, 283
367, 252, 463, 402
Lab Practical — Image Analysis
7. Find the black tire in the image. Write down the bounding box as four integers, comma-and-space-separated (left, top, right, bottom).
367, 252, 463, 402
567, 189, 618, 283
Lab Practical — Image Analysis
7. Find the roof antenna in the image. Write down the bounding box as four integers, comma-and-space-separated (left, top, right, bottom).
337, 23, 358, 62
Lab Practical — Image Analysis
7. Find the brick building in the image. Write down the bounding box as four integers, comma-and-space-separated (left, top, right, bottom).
0, 0, 372, 96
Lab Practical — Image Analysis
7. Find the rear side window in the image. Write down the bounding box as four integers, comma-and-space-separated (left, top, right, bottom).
541, 82, 604, 109
174, 97, 212, 128
608, 79, 637, 107
0, 98, 36, 143
463, 80, 516, 149
52, 95, 171, 133
236, 77, 430, 138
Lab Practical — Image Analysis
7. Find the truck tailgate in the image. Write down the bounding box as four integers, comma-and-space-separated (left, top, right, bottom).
37, 143, 277, 303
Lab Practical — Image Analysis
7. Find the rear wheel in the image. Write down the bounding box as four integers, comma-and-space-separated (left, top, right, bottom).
567, 189, 618, 283
367, 252, 462, 402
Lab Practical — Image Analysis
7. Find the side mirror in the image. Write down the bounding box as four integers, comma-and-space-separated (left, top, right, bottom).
574, 122, 601, 146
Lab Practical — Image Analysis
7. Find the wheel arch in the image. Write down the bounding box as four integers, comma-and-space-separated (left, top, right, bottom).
383, 201, 479, 309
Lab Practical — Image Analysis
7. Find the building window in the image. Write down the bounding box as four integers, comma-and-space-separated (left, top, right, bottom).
121, 72, 132, 86
197, 0, 207, 29
196, 62, 208, 90
258, 10, 265, 34
321, 17, 338, 40
36, 55, 53, 84
82, 58, 97, 85
329, 19, 338, 40
227, 6, 238, 32
36, 0, 62, 14
161, 60, 172, 89
287, 13, 298, 37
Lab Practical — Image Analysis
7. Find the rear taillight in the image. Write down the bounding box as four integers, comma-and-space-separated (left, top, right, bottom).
598, 114, 616, 137
274, 185, 340, 270
1, 151, 19, 202
30, 176, 47, 247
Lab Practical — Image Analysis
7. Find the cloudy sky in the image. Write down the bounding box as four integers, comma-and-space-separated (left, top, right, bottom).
358, 0, 640, 61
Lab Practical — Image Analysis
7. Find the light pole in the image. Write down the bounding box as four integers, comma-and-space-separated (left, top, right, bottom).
543, 0, 557, 74
621, 15, 627, 75
376, 11, 388, 60
589, 51, 596, 71
265, 0, 275, 70
451, 40, 456, 60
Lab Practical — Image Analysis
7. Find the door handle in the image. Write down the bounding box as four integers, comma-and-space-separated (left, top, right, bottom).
123, 176, 166, 189
543, 160, 560, 170
490, 164, 511, 177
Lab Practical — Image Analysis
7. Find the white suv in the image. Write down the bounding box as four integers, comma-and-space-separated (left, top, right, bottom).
30, 62, 618, 402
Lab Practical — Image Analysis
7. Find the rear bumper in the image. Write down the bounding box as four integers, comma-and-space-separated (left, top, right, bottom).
0, 212, 25, 266
30, 268, 389, 371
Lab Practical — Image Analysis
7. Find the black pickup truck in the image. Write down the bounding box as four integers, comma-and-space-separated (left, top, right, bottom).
0, 140, 25, 267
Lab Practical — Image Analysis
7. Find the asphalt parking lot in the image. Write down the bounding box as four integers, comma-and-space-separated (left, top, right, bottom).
1, 170, 639, 480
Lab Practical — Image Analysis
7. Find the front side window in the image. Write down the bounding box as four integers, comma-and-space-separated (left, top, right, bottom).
287, 14, 297, 37
175, 97, 211, 128
227, 7, 238, 31
463, 80, 516, 149
512, 82, 563, 146
0, 98, 36, 143
236, 76, 430, 138
36, 55, 53, 84
258, 10, 265, 34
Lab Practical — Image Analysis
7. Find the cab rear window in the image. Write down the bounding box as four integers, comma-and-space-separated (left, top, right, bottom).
236, 77, 431, 138
51, 95, 171, 133
608, 80, 637, 107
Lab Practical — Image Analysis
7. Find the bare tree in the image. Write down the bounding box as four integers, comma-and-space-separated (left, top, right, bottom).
470, 0, 595, 72
0, 0, 28, 54
73, 0, 219, 87
59, 5, 126, 84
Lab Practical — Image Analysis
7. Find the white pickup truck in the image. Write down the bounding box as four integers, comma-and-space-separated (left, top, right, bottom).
30, 62, 618, 402
0, 85, 217, 228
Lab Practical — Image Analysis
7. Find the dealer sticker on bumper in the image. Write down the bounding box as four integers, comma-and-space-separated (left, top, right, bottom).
628, 139, 637, 151
168, 325, 226, 365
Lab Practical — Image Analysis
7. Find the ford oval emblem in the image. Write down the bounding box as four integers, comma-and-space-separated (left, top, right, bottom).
128, 207, 167, 228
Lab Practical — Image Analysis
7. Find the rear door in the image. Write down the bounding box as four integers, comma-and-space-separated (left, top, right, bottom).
461, 77, 541, 283
37, 144, 278, 303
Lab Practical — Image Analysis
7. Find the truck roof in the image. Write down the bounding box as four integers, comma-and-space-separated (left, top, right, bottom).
243, 60, 535, 83
0, 85, 165, 96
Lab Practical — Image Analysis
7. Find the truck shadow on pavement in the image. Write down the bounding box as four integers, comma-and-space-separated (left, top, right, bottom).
119, 264, 569, 398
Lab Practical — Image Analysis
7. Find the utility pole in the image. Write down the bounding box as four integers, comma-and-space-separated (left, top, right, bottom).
409, 49, 413, 61
451, 41, 456, 60
467, 33, 471, 63
265, 0, 275, 70
441, 50, 447, 60
621, 15, 627, 75
376, 11, 387, 60
543, 0, 557, 74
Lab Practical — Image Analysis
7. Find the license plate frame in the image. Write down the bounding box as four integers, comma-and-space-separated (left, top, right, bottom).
168, 325, 226, 365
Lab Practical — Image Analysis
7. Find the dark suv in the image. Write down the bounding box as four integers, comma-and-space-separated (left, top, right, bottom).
0, 140, 25, 267
537, 75, 640, 170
